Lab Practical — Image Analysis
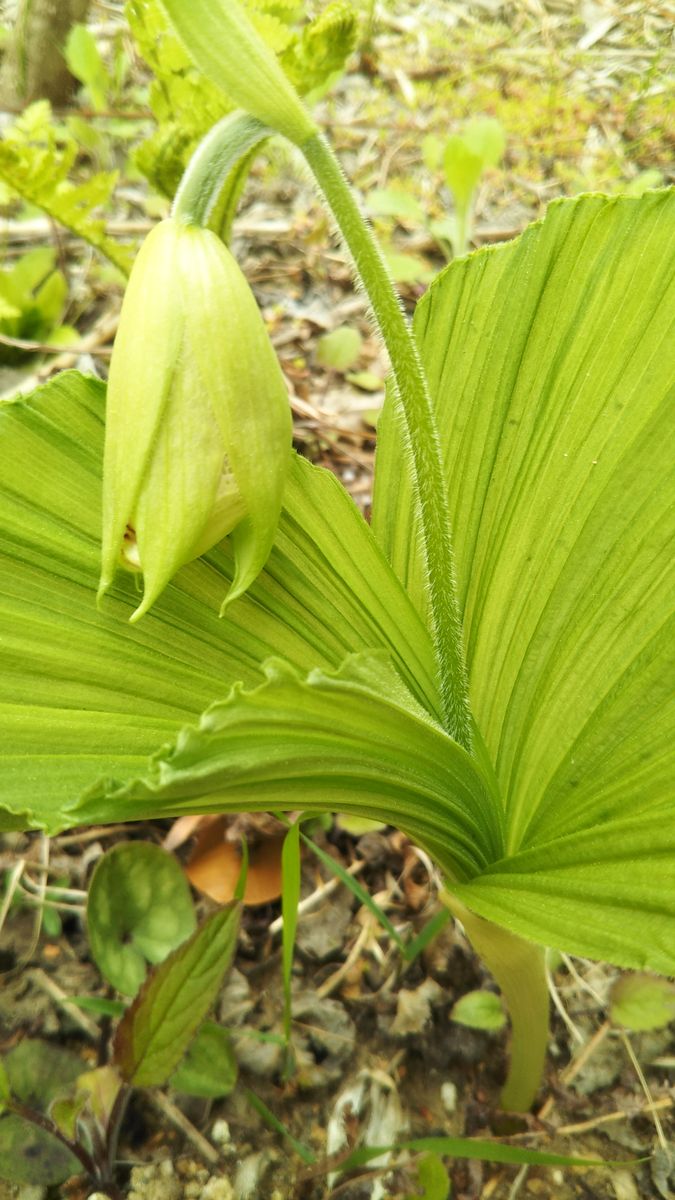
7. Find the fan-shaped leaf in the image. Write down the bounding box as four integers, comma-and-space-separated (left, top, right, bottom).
373, 191, 675, 968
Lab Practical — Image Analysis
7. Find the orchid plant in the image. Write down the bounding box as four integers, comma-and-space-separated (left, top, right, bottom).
0, 0, 673, 1116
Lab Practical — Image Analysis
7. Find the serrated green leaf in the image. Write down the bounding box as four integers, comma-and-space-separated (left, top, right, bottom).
248, 9, 294, 53
281, 1, 358, 97
127, 0, 354, 198
113, 903, 240, 1087
78, 653, 501, 882
373, 190, 675, 971
126, 0, 229, 198
87, 842, 196, 995
171, 1021, 238, 1097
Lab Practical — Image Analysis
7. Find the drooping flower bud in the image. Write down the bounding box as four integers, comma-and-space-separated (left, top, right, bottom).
159, 0, 317, 147
99, 218, 291, 622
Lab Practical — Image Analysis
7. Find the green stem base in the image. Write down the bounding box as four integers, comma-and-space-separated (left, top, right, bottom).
442, 892, 549, 1112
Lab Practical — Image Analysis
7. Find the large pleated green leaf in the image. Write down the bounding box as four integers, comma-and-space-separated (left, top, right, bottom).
373, 190, 675, 967
454, 814, 675, 975
2, 191, 673, 973
75, 653, 503, 882
0, 372, 440, 833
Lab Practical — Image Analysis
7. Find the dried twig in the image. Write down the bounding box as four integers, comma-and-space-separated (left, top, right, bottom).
556, 1094, 673, 1137
28, 966, 100, 1039
144, 1090, 220, 1166
268, 858, 365, 936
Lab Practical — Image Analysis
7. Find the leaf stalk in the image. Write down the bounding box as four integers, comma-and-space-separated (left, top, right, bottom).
442, 893, 549, 1112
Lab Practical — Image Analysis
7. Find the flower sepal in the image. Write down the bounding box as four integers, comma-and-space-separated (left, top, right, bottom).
99, 218, 291, 621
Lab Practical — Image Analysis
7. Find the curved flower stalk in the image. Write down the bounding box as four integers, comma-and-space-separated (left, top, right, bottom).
99, 218, 292, 621
158, 0, 316, 147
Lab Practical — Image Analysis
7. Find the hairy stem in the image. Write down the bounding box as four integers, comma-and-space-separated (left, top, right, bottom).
300, 132, 471, 746
442, 893, 549, 1111
172, 112, 270, 228
105, 1084, 130, 1180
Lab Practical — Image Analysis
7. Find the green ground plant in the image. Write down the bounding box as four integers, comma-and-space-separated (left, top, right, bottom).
0, 842, 241, 1194
365, 116, 506, 273
0, 99, 134, 273
0, 840, 611, 1195
0, 244, 76, 360
423, 116, 506, 257
0, 0, 673, 1174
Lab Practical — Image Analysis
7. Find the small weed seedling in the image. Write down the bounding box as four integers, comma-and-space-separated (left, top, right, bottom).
0, 842, 241, 1195
423, 115, 506, 256
366, 115, 506, 269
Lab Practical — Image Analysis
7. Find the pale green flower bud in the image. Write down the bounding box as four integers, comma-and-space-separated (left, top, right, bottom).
159, 0, 317, 147
99, 218, 291, 622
